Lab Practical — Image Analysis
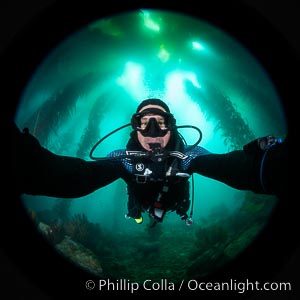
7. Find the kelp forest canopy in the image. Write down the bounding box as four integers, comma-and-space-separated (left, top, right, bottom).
15, 9, 286, 282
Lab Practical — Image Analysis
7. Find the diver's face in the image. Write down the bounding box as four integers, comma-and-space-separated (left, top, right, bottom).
137, 105, 171, 151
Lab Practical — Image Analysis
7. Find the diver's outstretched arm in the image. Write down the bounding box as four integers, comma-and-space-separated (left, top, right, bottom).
189, 135, 288, 198
10, 123, 122, 198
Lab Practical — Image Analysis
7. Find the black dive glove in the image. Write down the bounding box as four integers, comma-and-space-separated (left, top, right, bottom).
243, 135, 280, 154
243, 135, 287, 196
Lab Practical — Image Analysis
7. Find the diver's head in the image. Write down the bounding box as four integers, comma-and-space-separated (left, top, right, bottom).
131, 98, 176, 151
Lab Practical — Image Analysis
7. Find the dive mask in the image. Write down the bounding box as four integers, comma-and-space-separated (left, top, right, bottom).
131, 108, 176, 137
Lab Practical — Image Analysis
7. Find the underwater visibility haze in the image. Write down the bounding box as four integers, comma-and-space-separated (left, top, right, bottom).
14, 9, 287, 284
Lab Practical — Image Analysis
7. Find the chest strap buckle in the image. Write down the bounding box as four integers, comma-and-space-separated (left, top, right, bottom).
135, 174, 148, 184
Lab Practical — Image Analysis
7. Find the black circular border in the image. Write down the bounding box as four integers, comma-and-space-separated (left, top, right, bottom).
1, 1, 296, 299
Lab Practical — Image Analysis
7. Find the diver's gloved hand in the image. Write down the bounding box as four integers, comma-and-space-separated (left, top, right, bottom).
243, 134, 286, 196
257, 135, 279, 150
243, 135, 280, 154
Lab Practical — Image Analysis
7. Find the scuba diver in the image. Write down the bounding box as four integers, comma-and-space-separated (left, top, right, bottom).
92, 98, 206, 225
9, 98, 288, 226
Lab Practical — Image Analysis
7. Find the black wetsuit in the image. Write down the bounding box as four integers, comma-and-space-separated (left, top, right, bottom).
9, 122, 288, 202
106, 146, 211, 220
9, 122, 121, 198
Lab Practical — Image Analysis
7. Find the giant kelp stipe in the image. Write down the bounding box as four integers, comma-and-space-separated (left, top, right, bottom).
2, 1, 295, 298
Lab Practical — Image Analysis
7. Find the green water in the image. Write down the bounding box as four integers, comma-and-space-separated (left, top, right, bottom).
15, 9, 286, 283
